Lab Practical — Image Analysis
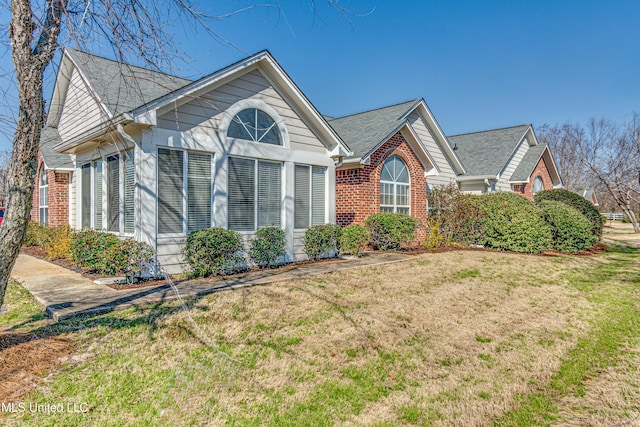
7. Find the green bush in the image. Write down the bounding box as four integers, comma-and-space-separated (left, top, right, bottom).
23, 222, 50, 247
304, 224, 342, 259
250, 227, 286, 268
538, 200, 598, 252
339, 225, 370, 257
534, 189, 602, 238
70, 230, 120, 272
183, 228, 245, 277
101, 240, 155, 279
365, 212, 417, 251
469, 192, 552, 253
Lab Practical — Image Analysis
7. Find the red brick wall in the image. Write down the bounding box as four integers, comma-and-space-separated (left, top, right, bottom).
31, 153, 70, 226
336, 132, 427, 239
521, 154, 555, 200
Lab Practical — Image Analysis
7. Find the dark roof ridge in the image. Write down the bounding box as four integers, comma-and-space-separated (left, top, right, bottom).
64, 47, 192, 82
329, 99, 420, 121
449, 123, 531, 138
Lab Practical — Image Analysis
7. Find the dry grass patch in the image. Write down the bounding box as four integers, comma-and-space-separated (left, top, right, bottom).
6, 247, 638, 426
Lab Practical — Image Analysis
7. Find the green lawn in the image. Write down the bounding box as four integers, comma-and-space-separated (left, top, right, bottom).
1, 241, 639, 426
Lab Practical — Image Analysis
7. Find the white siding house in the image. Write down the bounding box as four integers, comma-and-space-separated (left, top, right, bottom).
45, 49, 350, 274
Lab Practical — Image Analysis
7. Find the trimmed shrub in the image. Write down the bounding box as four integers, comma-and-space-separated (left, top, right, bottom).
184, 228, 245, 277
534, 189, 602, 238
339, 224, 370, 257
44, 226, 73, 261
538, 200, 598, 252
304, 224, 342, 259
365, 212, 417, 251
23, 222, 50, 247
250, 227, 286, 268
70, 230, 120, 272
102, 240, 155, 279
469, 192, 552, 253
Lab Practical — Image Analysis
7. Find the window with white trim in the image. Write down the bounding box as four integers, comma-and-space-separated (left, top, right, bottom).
227, 108, 281, 145
157, 148, 213, 234
533, 176, 544, 195
380, 156, 410, 215
81, 163, 91, 229
39, 170, 49, 225
106, 155, 120, 232
228, 156, 282, 232
94, 160, 102, 230
294, 165, 326, 229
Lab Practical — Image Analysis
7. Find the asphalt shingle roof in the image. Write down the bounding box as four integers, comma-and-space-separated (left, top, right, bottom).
40, 127, 73, 170
448, 125, 530, 176
66, 48, 192, 116
510, 143, 548, 182
327, 100, 419, 159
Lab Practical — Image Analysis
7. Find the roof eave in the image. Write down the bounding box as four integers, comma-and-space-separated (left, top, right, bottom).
53, 113, 133, 153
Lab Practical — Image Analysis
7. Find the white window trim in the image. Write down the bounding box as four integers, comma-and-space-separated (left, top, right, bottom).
39, 169, 49, 225
227, 155, 284, 234
157, 147, 215, 236
533, 175, 544, 195
294, 163, 328, 231
380, 156, 411, 214
220, 99, 290, 149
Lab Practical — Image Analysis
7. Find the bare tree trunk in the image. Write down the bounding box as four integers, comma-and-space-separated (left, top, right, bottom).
621, 196, 640, 232
0, 0, 61, 308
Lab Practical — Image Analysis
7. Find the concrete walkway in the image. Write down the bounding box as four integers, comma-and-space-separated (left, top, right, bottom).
11, 252, 412, 321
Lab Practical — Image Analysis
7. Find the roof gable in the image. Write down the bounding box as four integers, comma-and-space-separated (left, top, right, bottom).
132, 50, 350, 156
449, 125, 530, 176
509, 144, 562, 186
328, 99, 465, 174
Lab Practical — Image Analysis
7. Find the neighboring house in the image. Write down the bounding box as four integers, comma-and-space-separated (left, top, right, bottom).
449, 125, 563, 199
575, 189, 599, 206
34, 48, 565, 273
327, 100, 465, 236
36, 48, 350, 273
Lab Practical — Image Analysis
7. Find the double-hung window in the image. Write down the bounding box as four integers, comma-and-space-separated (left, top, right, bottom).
157, 148, 213, 234
39, 171, 49, 225
294, 165, 326, 229
227, 156, 282, 232
80, 151, 134, 233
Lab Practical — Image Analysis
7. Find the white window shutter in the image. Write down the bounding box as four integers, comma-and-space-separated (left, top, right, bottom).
157, 148, 184, 234
228, 157, 255, 231
124, 150, 135, 234
81, 164, 91, 229
187, 152, 212, 232
311, 167, 326, 226
294, 165, 310, 229
257, 161, 282, 228
94, 160, 102, 230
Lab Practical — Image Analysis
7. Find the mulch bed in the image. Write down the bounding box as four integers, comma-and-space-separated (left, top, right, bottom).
0, 332, 73, 403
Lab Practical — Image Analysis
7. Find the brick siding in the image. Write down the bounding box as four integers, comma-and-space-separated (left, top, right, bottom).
31, 153, 70, 226
336, 132, 427, 240
520, 154, 555, 200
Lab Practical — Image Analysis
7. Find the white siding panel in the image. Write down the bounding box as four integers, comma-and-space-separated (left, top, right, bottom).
459, 181, 487, 195
293, 231, 307, 261
69, 171, 76, 228
407, 112, 458, 187
157, 69, 325, 153
501, 138, 528, 181
58, 68, 108, 142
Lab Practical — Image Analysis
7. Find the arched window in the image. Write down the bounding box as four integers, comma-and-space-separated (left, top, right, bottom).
227, 108, 281, 145
380, 156, 410, 214
39, 171, 48, 224
533, 176, 544, 195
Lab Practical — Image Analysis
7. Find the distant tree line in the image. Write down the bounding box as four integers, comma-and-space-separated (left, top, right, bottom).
537, 113, 640, 232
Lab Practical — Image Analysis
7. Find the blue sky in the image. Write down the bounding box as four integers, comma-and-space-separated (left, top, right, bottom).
1, 0, 639, 151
